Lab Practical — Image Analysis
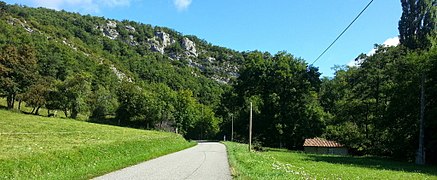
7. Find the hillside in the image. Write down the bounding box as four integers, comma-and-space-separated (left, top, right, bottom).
0, 2, 236, 139
0, 109, 194, 179
1, 3, 242, 84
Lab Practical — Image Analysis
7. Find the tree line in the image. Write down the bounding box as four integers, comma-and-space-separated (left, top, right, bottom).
218, 0, 436, 164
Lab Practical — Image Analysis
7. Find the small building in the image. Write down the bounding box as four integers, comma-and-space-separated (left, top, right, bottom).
303, 138, 348, 155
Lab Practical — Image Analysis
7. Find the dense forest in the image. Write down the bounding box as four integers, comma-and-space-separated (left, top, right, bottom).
0, 1, 436, 164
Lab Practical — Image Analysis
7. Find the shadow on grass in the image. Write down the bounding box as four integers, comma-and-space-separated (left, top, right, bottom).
265, 148, 297, 153
305, 154, 437, 176
88, 117, 151, 130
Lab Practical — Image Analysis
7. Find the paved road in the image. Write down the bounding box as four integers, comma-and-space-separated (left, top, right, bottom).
94, 142, 232, 180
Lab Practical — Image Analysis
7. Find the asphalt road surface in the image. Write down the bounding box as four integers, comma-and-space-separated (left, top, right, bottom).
93, 142, 232, 180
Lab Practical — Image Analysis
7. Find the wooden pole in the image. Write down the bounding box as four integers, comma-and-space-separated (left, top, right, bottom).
249, 102, 252, 152
231, 114, 234, 142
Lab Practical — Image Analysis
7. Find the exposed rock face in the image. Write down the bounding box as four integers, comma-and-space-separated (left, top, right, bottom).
188, 60, 205, 71
125, 25, 136, 32
155, 31, 174, 47
100, 21, 119, 40
204, 57, 216, 63
62, 38, 77, 51
107, 20, 117, 28
211, 75, 228, 84
182, 37, 198, 57
110, 65, 133, 82
127, 35, 138, 46
90, 20, 238, 84
7, 17, 35, 33
150, 42, 165, 54
103, 29, 119, 40
149, 31, 175, 54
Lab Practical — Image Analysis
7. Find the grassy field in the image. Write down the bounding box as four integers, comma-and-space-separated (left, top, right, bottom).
224, 142, 437, 179
0, 109, 195, 179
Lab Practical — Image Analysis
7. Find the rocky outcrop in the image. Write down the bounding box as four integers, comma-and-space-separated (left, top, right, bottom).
62, 38, 77, 51
188, 60, 205, 71
156, 31, 174, 47
149, 31, 175, 54
107, 20, 117, 28
182, 37, 198, 57
100, 20, 119, 40
127, 35, 138, 46
211, 75, 228, 84
91, 20, 239, 84
110, 65, 133, 82
204, 57, 216, 63
7, 17, 35, 33
125, 25, 136, 32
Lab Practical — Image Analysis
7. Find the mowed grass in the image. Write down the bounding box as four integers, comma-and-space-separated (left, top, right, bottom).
224, 142, 437, 180
0, 109, 195, 179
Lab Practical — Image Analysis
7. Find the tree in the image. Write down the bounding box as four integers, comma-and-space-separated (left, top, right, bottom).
144, 83, 177, 130
399, 0, 436, 164
187, 104, 221, 140
0, 1, 7, 16
116, 82, 150, 126
225, 51, 324, 149
89, 85, 118, 119
0, 44, 38, 109
23, 80, 50, 115
399, 0, 436, 50
45, 80, 68, 117
52, 73, 92, 119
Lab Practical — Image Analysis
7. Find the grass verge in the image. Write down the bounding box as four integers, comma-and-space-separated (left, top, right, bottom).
223, 141, 437, 179
0, 109, 195, 179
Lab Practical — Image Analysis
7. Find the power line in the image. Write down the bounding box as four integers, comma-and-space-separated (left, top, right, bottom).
311, 0, 374, 65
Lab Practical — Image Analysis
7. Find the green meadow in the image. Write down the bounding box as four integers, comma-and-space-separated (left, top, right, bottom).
224, 142, 437, 179
0, 110, 195, 179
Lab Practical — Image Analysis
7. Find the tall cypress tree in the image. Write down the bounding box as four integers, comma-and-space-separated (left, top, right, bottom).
398, 0, 436, 165
399, 0, 436, 50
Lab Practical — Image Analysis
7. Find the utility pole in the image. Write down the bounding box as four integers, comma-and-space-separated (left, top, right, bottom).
416, 74, 426, 165
231, 113, 234, 142
249, 102, 252, 152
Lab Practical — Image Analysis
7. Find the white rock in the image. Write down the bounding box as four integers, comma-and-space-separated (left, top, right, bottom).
110, 65, 133, 82
182, 37, 198, 57
125, 25, 136, 32
107, 21, 117, 28
155, 31, 174, 47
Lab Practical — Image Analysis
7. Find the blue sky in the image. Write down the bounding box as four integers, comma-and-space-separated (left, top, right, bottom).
7, 0, 402, 77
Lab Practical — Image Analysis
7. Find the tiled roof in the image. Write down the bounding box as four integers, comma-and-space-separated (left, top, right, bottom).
303, 138, 343, 147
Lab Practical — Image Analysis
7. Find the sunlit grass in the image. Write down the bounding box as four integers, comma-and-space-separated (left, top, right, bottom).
0, 109, 195, 179
224, 142, 437, 179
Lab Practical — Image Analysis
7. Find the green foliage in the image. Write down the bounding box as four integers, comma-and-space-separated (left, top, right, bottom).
0, 44, 38, 109
221, 51, 325, 149
63, 73, 92, 119
115, 82, 221, 139
399, 0, 436, 50
322, 45, 437, 162
115, 82, 149, 124
89, 85, 118, 119
22, 79, 50, 114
